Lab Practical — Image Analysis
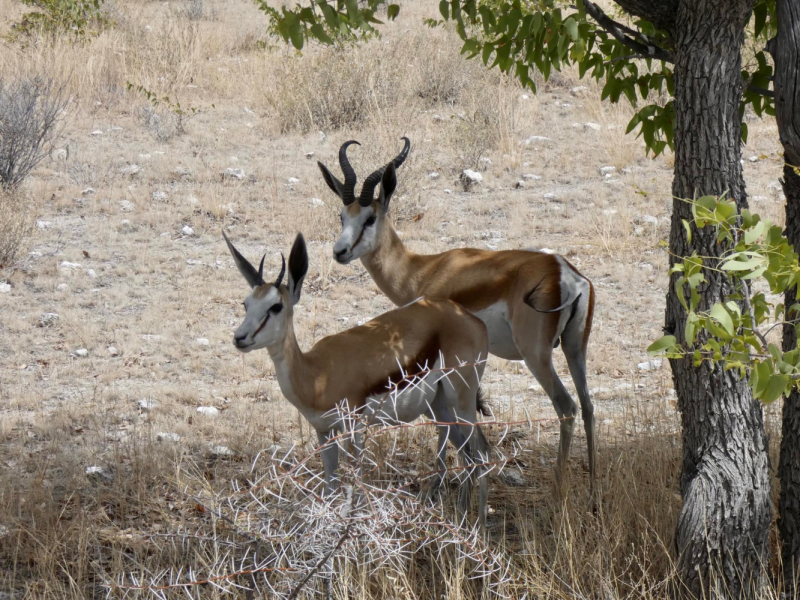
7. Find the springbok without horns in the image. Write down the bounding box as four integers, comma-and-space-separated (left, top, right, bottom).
223, 231, 491, 526
319, 139, 597, 498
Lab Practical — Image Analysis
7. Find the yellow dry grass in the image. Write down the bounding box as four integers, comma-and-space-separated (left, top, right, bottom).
0, 0, 790, 597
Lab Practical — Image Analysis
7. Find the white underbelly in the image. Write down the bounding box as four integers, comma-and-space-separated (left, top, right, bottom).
365, 369, 440, 424
473, 302, 522, 360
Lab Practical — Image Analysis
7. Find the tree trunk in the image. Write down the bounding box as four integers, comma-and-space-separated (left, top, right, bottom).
773, 0, 800, 594
666, 1, 772, 597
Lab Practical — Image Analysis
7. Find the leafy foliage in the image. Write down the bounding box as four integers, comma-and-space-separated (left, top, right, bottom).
9, 0, 110, 41
260, 0, 778, 156
126, 83, 212, 138
648, 195, 800, 403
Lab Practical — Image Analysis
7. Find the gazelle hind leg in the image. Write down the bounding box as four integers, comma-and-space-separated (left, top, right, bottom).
562, 337, 596, 504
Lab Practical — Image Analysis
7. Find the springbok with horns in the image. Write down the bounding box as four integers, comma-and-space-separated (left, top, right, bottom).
223, 231, 491, 526
319, 139, 597, 497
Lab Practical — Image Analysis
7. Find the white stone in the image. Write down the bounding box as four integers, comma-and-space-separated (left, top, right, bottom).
210, 444, 235, 457
524, 135, 551, 144
749, 155, 759, 162
90, 130, 103, 136
570, 86, 588, 95
522, 174, 541, 180
223, 167, 245, 180
60, 261, 82, 269
603, 209, 618, 215
584, 122, 601, 131
318, 131, 326, 141
637, 215, 659, 225
515, 180, 525, 189
479, 157, 493, 167
305, 151, 315, 159
196, 338, 210, 346
120, 164, 141, 176
119, 200, 135, 212
86, 268, 97, 278
196, 406, 219, 416
157, 432, 181, 442
39, 313, 60, 326
138, 398, 158, 411
138, 154, 151, 160
461, 169, 483, 183
520, 94, 530, 100
287, 177, 300, 185
769, 180, 783, 191
182, 225, 195, 236
443, 189, 452, 194
152, 190, 168, 202
638, 359, 662, 371
599, 166, 616, 175
543, 193, 557, 200
572, 122, 583, 128
36, 220, 52, 230
107, 346, 119, 356
85, 466, 113, 482
82, 187, 95, 196
73, 348, 89, 357
310, 197, 325, 207
428, 171, 440, 179
0, 283, 10, 294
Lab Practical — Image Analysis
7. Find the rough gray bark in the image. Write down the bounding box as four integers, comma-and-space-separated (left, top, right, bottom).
612, 0, 676, 32
664, 0, 772, 597
773, 0, 800, 594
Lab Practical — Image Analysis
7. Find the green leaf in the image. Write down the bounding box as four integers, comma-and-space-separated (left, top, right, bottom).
563, 15, 578, 40
439, 0, 449, 20
721, 257, 763, 271
762, 373, 789, 403
309, 23, 333, 44
387, 4, 399, 20
744, 220, 765, 244
647, 335, 677, 355
710, 303, 735, 336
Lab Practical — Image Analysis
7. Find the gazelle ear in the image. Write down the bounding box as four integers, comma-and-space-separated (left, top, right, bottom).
287, 233, 308, 306
222, 230, 264, 288
378, 163, 397, 211
317, 162, 345, 200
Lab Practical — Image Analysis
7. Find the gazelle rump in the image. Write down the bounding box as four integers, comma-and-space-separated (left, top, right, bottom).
320, 139, 597, 498
223, 231, 491, 525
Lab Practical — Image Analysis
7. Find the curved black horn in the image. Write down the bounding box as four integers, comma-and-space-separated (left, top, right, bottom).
275, 253, 286, 288
358, 137, 412, 206
339, 140, 360, 205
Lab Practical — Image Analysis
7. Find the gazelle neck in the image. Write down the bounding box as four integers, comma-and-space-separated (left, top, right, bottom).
360, 220, 419, 305
265, 318, 313, 409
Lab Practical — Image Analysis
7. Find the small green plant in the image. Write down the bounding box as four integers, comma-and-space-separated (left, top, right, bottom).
648, 192, 800, 403
10, 0, 110, 42
126, 83, 212, 140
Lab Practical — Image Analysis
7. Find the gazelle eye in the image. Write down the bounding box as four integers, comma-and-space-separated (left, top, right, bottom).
270, 304, 283, 314
365, 215, 377, 227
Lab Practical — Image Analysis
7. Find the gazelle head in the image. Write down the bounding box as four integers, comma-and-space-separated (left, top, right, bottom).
319, 138, 410, 264
223, 231, 308, 352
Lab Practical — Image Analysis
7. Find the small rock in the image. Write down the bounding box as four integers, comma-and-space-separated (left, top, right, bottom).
0, 283, 9, 294
318, 131, 326, 142
196, 406, 219, 416
524, 135, 551, 144
85, 466, 114, 483
443, 189, 452, 194
82, 187, 96, 196
638, 359, 662, 371
768, 180, 783, 192
119, 200, 135, 212
210, 444, 235, 457
157, 432, 181, 442
636, 215, 659, 226
60, 261, 82, 270
570, 86, 588, 95
603, 209, 618, 216
36, 220, 52, 230
310, 197, 325, 207
543, 193, 557, 201
522, 174, 541, 181
39, 313, 60, 327
182, 225, 195, 236
599, 166, 616, 175
86, 268, 97, 278
501, 470, 525, 486
137, 398, 158, 411
461, 169, 483, 184
120, 164, 141, 176
305, 151, 315, 159
634, 226, 645, 236
428, 171, 440, 179
90, 130, 103, 136
584, 122, 601, 131
479, 157, 493, 167
138, 153, 151, 160
196, 338, 210, 346
520, 94, 530, 100
72, 348, 89, 358
222, 167, 245, 180
152, 190, 168, 202
173, 166, 191, 177
515, 180, 525, 189
107, 346, 119, 356
748, 155, 759, 163
287, 177, 300, 185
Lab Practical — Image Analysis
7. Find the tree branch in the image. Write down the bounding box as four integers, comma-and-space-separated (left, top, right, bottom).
748, 84, 775, 99
584, 1, 673, 63
610, 0, 677, 32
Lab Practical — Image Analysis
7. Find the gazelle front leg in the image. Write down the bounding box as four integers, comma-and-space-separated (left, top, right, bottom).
317, 430, 340, 495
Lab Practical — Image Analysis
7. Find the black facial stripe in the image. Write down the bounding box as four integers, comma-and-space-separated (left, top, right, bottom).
254, 313, 269, 336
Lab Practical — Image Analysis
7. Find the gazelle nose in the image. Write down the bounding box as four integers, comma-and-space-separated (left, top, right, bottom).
234, 332, 247, 344
334, 247, 348, 259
